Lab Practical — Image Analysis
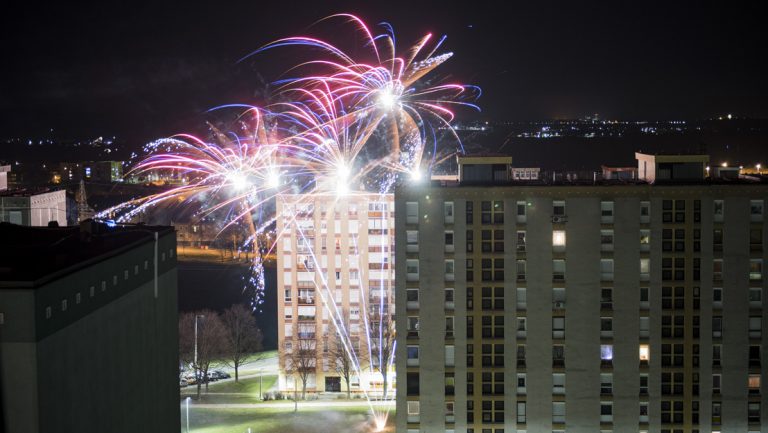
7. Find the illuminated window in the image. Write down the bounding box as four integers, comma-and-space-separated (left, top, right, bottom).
553, 230, 566, 248
748, 374, 760, 393
601, 344, 613, 362
639, 344, 650, 362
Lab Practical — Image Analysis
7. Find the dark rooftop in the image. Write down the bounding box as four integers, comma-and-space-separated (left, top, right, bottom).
0, 220, 174, 286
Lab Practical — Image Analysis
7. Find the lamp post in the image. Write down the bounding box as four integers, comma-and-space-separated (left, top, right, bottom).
185, 397, 191, 433
194, 314, 205, 368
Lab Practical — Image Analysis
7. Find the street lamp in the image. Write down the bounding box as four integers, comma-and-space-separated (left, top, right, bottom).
185, 397, 191, 433
194, 314, 205, 377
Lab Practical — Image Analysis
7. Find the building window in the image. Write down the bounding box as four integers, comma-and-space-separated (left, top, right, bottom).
553, 317, 565, 339
445, 288, 455, 309
713, 344, 722, 367
640, 402, 649, 423
466, 201, 474, 224
516, 345, 526, 367
89, 286, 95, 297
600, 402, 613, 423
61, 299, 68, 311
713, 199, 724, 221
639, 344, 650, 363
407, 346, 419, 366
516, 200, 527, 223
553, 401, 566, 424
600, 344, 613, 365
553, 259, 565, 281
516, 287, 527, 310
444, 201, 454, 224
713, 287, 723, 308
75, 293, 81, 304
517, 373, 526, 394
713, 374, 721, 394
639, 229, 650, 251
553, 287, 566, 310
640, 201, 650, 223
407, 316, 419, 338
45, 306, 52, 319
601, 230, 614, 251
407, 372, 419, 396
750, 228, 762, 251
601, 288, 613, 310
444, 231, 454, 253
517, 259, 526, 281
751, 200, 764, 221
406, 259, 419, 281
640, 374, 649, 395
600, 317, 612, 338
445, 345, 455, 367
553, 345, 565, 367
552, 230, 566, 251
713, 259, 723, 281
640, 258, 650, 281
517, 402, 526, 423
405, 201, 419, 224
601, 201, 614, 223
446, 316, 455, 338
640, 287, 649, 309
600, 373, 613, 395
600, 259, 613, 281
749, 287, 763, 307
445, 372, 455, 395
553, 373, 565, 394
748, 374, 760, 394
406, 230, 419, 253
639, 317, 650, 338
712, 402, 722, 425
517, 317, 527, 338
749, 345, 761, 367
749, 316, 762, 338
517, 230, 526, 252
445, 259, 455, 281
553, 200, 566, 217
748, 402, 760, 423
749, 259, 762, 281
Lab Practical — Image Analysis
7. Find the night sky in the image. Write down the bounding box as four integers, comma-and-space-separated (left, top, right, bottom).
1, 1, 766, 144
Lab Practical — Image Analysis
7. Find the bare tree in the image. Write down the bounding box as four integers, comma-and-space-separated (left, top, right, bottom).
179, 310, 227, 399
369, 307, 395, 400
327, 310, 367, 398
280, 335, 317, 401
221, 304, 263, 382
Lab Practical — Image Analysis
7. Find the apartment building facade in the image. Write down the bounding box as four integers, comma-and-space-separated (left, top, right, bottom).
395, 154, 768, 433
276, 192, 396, 395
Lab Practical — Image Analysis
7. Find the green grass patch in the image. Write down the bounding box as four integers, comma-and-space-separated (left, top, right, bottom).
181, 406, 394, 433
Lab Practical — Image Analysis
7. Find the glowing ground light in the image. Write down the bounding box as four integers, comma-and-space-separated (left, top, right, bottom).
373, 415, 387, 432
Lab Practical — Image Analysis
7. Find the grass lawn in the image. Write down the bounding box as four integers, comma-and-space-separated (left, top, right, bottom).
181, 375, 278, 403
181, 405, 394, 433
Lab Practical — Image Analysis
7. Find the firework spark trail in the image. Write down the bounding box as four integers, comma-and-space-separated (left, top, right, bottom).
99, 13, 479, 430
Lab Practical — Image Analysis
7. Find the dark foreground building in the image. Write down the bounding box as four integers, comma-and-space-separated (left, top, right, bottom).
0, 220, 179, 433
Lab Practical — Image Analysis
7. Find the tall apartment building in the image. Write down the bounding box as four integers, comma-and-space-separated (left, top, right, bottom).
395, 154, 768, 433
276, 192, 396, 395
0, 220, 179, 433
